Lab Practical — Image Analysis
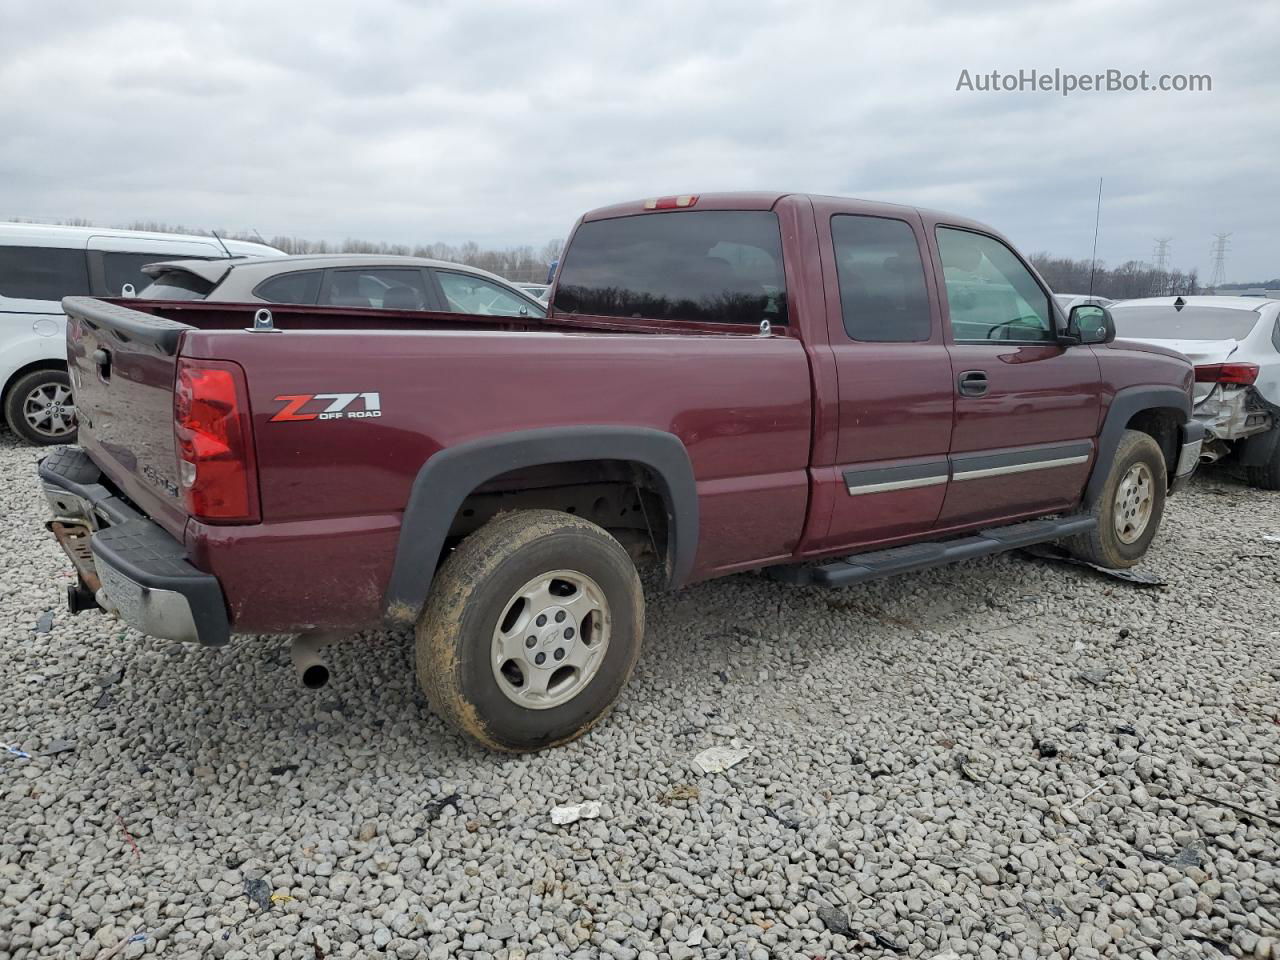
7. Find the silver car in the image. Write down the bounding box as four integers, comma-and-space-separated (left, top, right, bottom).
138, 254, 547, 318
1108, 296, 1280, 487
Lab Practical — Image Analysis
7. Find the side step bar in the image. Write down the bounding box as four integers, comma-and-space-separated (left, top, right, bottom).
765, 515, 1097, 587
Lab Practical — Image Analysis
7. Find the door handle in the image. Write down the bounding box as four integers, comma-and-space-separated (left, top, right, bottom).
958, 370, 988, 397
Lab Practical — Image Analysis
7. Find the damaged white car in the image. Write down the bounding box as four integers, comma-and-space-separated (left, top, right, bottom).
1109, 296, 1280, 488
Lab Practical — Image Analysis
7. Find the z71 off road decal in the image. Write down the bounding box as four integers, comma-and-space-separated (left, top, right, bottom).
270, 392, 382, 422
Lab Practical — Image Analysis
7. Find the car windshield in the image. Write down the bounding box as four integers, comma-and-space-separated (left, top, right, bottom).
138, 269, 214, 301
1110, 304, 1261, 341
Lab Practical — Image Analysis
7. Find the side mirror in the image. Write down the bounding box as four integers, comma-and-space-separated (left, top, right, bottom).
1065, 303, 1115, 345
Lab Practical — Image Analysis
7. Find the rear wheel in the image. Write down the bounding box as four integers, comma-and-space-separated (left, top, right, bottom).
416, 509, 644, 752
1244, 434, 1280, 490
1067, 429, 1166, 568
5, 368, 77, 445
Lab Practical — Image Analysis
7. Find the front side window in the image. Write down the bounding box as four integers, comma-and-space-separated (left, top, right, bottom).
437, 272, 543, 317
554, 210, 787, 325
831, 215, 932, 342
936, 228, 1054, 342
0, 246, 90, 301
320, 268, 431, 310
254, 270, 323, 305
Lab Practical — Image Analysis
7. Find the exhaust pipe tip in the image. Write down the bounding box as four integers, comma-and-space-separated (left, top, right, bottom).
290, 631, 343, 689
300, 664, 330, 689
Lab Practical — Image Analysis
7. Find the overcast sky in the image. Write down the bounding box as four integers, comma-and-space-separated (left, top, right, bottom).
1, 0, 1276, 280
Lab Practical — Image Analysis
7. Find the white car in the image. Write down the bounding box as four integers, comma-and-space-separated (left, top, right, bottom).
0, 223, 281, 444
1054, 293, 1114, 313
1109, 296, 1280, 488
517, 282, 552, 302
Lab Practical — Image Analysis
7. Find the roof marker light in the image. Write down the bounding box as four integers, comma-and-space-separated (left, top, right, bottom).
643, 195, 699, 210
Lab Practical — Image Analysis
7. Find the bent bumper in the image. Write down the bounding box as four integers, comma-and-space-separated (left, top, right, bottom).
38, 447, 230, 646
1169, 419, 1205, 494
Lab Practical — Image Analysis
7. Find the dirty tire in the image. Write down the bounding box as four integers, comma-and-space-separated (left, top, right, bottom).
416, 509, 644, 752
1244, 437, 1280, 491
1066, 429, 1166, 568
5, 368, 77, 446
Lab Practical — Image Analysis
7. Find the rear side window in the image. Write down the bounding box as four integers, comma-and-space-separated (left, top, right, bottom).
555, 211, 787, 325
102, 251, 204, 296
319, 268, 430, 310
0, 246, 89, 300
138, 270, 214, 301
254, 270, 323, 305
831, 215, 932, 342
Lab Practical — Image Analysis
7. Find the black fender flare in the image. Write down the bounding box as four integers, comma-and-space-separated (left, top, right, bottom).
384, 426, 698, 624
1085, 385, 1192, 507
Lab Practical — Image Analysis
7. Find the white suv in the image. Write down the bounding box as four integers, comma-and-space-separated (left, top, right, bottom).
0, 223, 281, 444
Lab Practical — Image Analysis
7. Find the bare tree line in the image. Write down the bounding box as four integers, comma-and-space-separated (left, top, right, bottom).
1030, 253, 1201, 299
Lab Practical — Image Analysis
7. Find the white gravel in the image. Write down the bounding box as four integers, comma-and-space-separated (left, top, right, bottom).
1, 432, 1278, 960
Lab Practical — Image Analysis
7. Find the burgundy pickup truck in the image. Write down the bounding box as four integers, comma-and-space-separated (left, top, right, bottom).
40, 192, 1203, 751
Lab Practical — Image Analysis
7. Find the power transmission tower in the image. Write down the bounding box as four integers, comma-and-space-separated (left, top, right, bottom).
1208, 233, 1231, 289
1152, 237, 1172, 271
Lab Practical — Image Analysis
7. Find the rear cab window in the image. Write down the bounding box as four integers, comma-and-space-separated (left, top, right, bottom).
831, 215, 932, 342
554, 210, 787, 325
0, 246, 90, 302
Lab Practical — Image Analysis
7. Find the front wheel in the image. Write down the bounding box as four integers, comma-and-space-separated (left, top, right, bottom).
1066, 429, 1167, 568
416, 509, 644, 752
5, 368, 77, 445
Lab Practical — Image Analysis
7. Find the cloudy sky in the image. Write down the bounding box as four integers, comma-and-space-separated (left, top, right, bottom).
1, 0, 1276, 280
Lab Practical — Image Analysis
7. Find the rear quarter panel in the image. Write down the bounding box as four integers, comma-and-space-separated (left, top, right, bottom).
182, 328, 813, 631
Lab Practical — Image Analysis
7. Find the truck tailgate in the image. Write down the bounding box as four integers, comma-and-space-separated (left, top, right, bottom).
63, 296, 192, 539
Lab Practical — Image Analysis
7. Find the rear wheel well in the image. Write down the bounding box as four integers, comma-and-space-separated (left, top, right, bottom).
2, 359, 67, 404
1124, 407, 1181, 480
445, 459, 671, 570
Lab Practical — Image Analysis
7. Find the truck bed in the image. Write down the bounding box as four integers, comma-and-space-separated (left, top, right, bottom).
61, 296, 814, 632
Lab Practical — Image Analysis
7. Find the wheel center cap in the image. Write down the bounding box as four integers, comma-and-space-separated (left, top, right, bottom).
533, 605, 577, 661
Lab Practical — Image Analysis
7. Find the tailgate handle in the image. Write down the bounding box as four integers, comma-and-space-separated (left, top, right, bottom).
92, 348, 112, 380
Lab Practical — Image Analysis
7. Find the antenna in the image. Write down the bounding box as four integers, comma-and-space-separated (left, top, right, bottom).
210, 230, 234, 260
1087, 177, 1102, 298
1208, 233, 1231, 289
251, 227, 268, 246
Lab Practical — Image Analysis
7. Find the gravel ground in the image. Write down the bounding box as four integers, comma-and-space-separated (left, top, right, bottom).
1, 433, 1278, 960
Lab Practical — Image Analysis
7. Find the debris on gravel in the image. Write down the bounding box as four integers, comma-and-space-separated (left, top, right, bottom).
0, 435, 1277, 959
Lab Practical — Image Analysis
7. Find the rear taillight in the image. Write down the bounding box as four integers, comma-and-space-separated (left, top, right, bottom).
1194, 362, 1259, 386
174, 359, 259, 522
